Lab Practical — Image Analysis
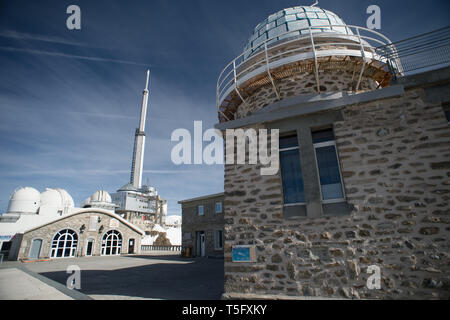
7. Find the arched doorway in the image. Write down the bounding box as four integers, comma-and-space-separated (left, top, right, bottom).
101, 230, 122, 256
50, 229, 78, 258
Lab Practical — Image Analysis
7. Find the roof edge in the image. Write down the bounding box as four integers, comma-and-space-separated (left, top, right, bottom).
178, 193, 225, 204
22, 208, 145, 235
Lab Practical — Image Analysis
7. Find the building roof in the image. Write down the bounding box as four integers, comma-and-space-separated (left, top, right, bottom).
178, 193, 224, 204
0, 207, 145, 237
117, 183, 139, 192
244, 6, 350, 58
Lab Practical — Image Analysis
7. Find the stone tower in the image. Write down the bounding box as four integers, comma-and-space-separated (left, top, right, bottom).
216, 5, 450, 299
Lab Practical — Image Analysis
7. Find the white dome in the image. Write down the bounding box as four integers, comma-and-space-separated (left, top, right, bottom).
90, 190, 112, 203
40, 188, 63, 207
7, 187, 41, 214
165, 215, 181, 226
55, 188, 74, 208
244, 6, 352, 58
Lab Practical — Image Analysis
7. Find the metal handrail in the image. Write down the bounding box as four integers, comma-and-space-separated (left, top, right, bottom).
216, 24, 398, 114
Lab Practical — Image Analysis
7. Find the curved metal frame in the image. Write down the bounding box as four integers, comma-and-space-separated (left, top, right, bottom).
216, 24, 401, 120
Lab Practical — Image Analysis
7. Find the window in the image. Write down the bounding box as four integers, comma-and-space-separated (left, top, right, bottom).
215, 202, 223, 214
279, 134, 305, 205
50, 229, 78, 258
214, 230, 223, 250
312, 129, 345, 202
101, 230, 122, 256
198, 205, 204, 216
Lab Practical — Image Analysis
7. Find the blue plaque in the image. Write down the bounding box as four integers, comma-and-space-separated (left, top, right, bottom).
232, 245, 256, 262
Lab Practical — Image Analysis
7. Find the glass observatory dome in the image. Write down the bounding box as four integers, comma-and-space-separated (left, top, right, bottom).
216, 5, 400, 123
244, 6, 352, 58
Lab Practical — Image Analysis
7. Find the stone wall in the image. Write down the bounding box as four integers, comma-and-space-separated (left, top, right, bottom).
237, 70, 377, 119
181, 195, 225, 257
19, 211, 143, 260
223, 80, 450, 299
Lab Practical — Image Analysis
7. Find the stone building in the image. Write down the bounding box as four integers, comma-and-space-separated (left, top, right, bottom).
179, 193, 224, 258
0, 186, 144, 261
8, 208, 143, 261
214, 5, 450, 299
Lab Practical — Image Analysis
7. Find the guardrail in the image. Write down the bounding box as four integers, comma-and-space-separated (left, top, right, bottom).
375, 26, 450, 77
216, 24, 400, 121
141, 245, 182, 252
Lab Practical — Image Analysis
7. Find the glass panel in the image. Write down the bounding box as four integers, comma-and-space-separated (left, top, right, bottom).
279, 135, 298, 149
312, 129, 335, 144
280, 149, 305, 204
445, 110, 450, 123
315, 145, 344, 200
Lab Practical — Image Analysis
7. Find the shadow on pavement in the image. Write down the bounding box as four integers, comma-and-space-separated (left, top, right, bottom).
39, 257, 224, 300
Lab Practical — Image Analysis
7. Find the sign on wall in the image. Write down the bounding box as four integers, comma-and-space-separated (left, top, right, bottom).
232, 245, 256, 263
89, 216, 98, 231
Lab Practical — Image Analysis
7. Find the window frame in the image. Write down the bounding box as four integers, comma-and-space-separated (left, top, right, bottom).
215, 201, 223, 214
279, 135, 306, 206
214, 230, 224, 250
312, 134, 346, 204
198, 205, 204, 216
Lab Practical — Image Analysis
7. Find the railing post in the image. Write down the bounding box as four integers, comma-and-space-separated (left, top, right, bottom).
309, 27, 321, 93
264, 42, 281, 101
233, 59, 249, 109
355, 27, 367, 91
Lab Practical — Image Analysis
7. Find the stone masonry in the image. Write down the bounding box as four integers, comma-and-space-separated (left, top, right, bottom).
17, 210, 143, 260
223, 69, 450, 299
180, 193, 225, 257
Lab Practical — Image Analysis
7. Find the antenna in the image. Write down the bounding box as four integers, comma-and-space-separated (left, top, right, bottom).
311, 0, 319, 7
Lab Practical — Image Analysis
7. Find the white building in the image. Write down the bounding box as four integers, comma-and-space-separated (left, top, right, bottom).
0, 187, 144, 261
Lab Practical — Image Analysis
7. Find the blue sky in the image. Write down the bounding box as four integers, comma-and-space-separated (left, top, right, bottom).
0, 0, 449, 215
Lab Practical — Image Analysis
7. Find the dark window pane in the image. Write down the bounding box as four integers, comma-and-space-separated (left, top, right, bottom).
312, 129, 334, 144
445, 110, 450, 123
315, 145, 344, 200
279, 135, 298, 149
280, 149, 305, 204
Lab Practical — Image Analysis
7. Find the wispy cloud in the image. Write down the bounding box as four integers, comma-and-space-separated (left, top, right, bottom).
0, 45, 150, 66
0, 30, 95, 47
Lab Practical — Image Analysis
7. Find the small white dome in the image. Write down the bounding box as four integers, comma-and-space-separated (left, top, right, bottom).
40, 188, 63, 207
7, 187, 41, 214
90, 190, 112, 203
165, 215, 181, 226
55, 188, 74, 208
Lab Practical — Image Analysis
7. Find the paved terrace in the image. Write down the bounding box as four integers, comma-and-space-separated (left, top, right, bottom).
0, 253, 224, 300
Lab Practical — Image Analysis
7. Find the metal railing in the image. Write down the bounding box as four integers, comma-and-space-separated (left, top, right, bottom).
376, 26, 450, 77
141, 245, 182, 252
216, 24, 400, 120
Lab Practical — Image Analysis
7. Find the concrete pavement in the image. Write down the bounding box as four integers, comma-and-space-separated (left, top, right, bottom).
0, 254, 223, 300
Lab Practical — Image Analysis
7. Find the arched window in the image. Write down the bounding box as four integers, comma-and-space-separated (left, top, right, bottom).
50, 229, 78, 258
101, 230, 122, 256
